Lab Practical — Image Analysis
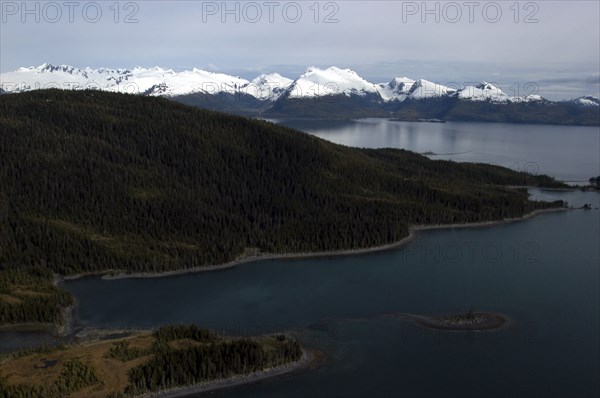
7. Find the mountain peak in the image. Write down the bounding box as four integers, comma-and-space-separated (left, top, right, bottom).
287, 66, 377, 98
375, 77, 415, 101
251, 72, 290, 83
476, 81, 500, 90
565, 96, 600, 107
508, 94, 545, 103
244, 73, 293, 100
35, 63, 81, 75
408, 79, 455, 99
391, 77, 414, 85
458, 82, 507, 102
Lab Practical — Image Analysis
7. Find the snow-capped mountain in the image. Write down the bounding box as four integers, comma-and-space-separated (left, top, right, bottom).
241, 73, 293, 101
1, 63, 598, 125
507, 94, 545, 103
456, 82, 550, 104
142, 68, 249, 97
376, 77, 415, 102
406, 79, 456, 99
1, 63, 130, 92
0, 64, 253, 97
457, 82, 508, 102
565, 96, 600, 107
0, 63, 555, 103
285, 67, 378, 98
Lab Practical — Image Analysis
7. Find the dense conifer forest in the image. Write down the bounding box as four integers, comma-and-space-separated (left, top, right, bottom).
126, 325, 302, 395
0, 268, 72, 325
0, 90, 565, 326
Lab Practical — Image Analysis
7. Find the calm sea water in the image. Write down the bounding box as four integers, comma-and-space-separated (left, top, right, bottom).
60, 189, 599, 398
271, 119, 600, 184
3, 121, 599, 397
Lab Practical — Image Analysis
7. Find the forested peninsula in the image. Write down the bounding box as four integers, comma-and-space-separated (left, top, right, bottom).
0, 90, 566, 328
0, 324, 306, 397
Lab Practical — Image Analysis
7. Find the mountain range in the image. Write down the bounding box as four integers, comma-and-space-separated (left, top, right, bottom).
1, 64, 598, 125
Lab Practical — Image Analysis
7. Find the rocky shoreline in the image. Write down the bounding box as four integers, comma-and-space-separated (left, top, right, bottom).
146, 348, 323, 398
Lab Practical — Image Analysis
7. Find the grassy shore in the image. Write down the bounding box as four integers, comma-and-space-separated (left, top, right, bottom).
0, 328, 316, 398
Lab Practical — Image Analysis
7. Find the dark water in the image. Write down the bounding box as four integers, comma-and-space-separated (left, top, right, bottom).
58, 189, 599, 398
271, 119, 600, 184
3, 120, 599, 397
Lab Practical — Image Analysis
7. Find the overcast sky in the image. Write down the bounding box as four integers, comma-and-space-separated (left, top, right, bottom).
1, 0, 599, 99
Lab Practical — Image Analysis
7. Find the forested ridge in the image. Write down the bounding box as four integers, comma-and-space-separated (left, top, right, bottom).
0, 90, 565, 325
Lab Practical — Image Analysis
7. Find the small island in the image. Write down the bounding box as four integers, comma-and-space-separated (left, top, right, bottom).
390, 117, 446, 123
409, 309, 507, 331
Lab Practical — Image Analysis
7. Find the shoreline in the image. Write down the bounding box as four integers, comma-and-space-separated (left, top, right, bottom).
0, 304, 75, 337
64, 207, 566, 281
0, 327, 323, 397
510, 185, 599, 192
143, 348, 321, 398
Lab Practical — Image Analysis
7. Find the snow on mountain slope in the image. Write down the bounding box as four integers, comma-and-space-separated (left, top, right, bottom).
455, 82, 549, 104
147, 69, 249, 97
1, 63, 596, 107
407, 79, 456, 99
286, 67, 378, 98
507, 95, 545, 103
567, 96, 600, 107
0, 63, 128, 92
241, 73, 293, 100
376, 77, 415, 101
0, 64, 250, 97
457, 82, 509, 102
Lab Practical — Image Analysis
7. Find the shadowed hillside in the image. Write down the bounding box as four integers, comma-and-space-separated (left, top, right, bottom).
0, 90, 565, 277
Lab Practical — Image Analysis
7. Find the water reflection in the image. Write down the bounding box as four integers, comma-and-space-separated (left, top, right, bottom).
270, 118, 600, 183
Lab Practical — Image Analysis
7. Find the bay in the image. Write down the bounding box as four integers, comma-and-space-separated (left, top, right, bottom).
4, 120, 599, 397
60, 189, 599, 398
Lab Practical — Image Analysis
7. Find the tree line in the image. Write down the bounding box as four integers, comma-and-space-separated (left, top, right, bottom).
126, 325, 302, 395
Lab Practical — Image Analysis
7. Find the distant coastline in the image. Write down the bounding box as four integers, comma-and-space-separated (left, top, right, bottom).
59, 207, 566, 282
